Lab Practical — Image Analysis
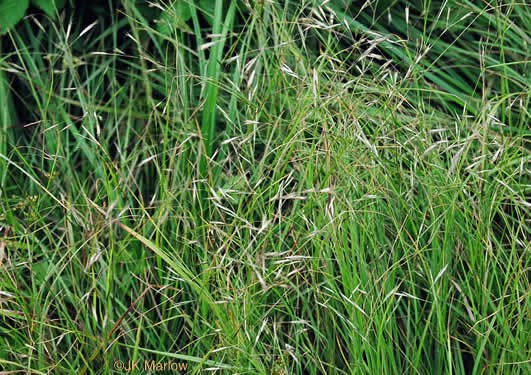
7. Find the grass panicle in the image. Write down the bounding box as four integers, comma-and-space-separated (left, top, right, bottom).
0, 0, 529, 374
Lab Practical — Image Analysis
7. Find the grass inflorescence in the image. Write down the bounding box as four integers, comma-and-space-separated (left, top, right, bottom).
0, 0, 529, 374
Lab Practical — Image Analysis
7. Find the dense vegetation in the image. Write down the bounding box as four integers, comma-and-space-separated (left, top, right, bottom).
0, 0, 529, 374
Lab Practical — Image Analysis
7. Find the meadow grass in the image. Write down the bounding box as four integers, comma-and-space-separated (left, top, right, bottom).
0, 0, 529, 374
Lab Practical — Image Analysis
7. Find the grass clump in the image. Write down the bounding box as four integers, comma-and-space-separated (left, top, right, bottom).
0, 0, 529, 374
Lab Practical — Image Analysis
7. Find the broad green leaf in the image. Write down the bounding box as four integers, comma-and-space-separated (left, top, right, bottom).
0, 0, 29, 33
133, 0, 159, 22
199, 0, 215, 26
30, 0, 67, 18
156, 1, 192, 37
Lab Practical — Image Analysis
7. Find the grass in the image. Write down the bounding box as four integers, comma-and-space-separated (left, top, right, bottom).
0, 0, 529, 374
